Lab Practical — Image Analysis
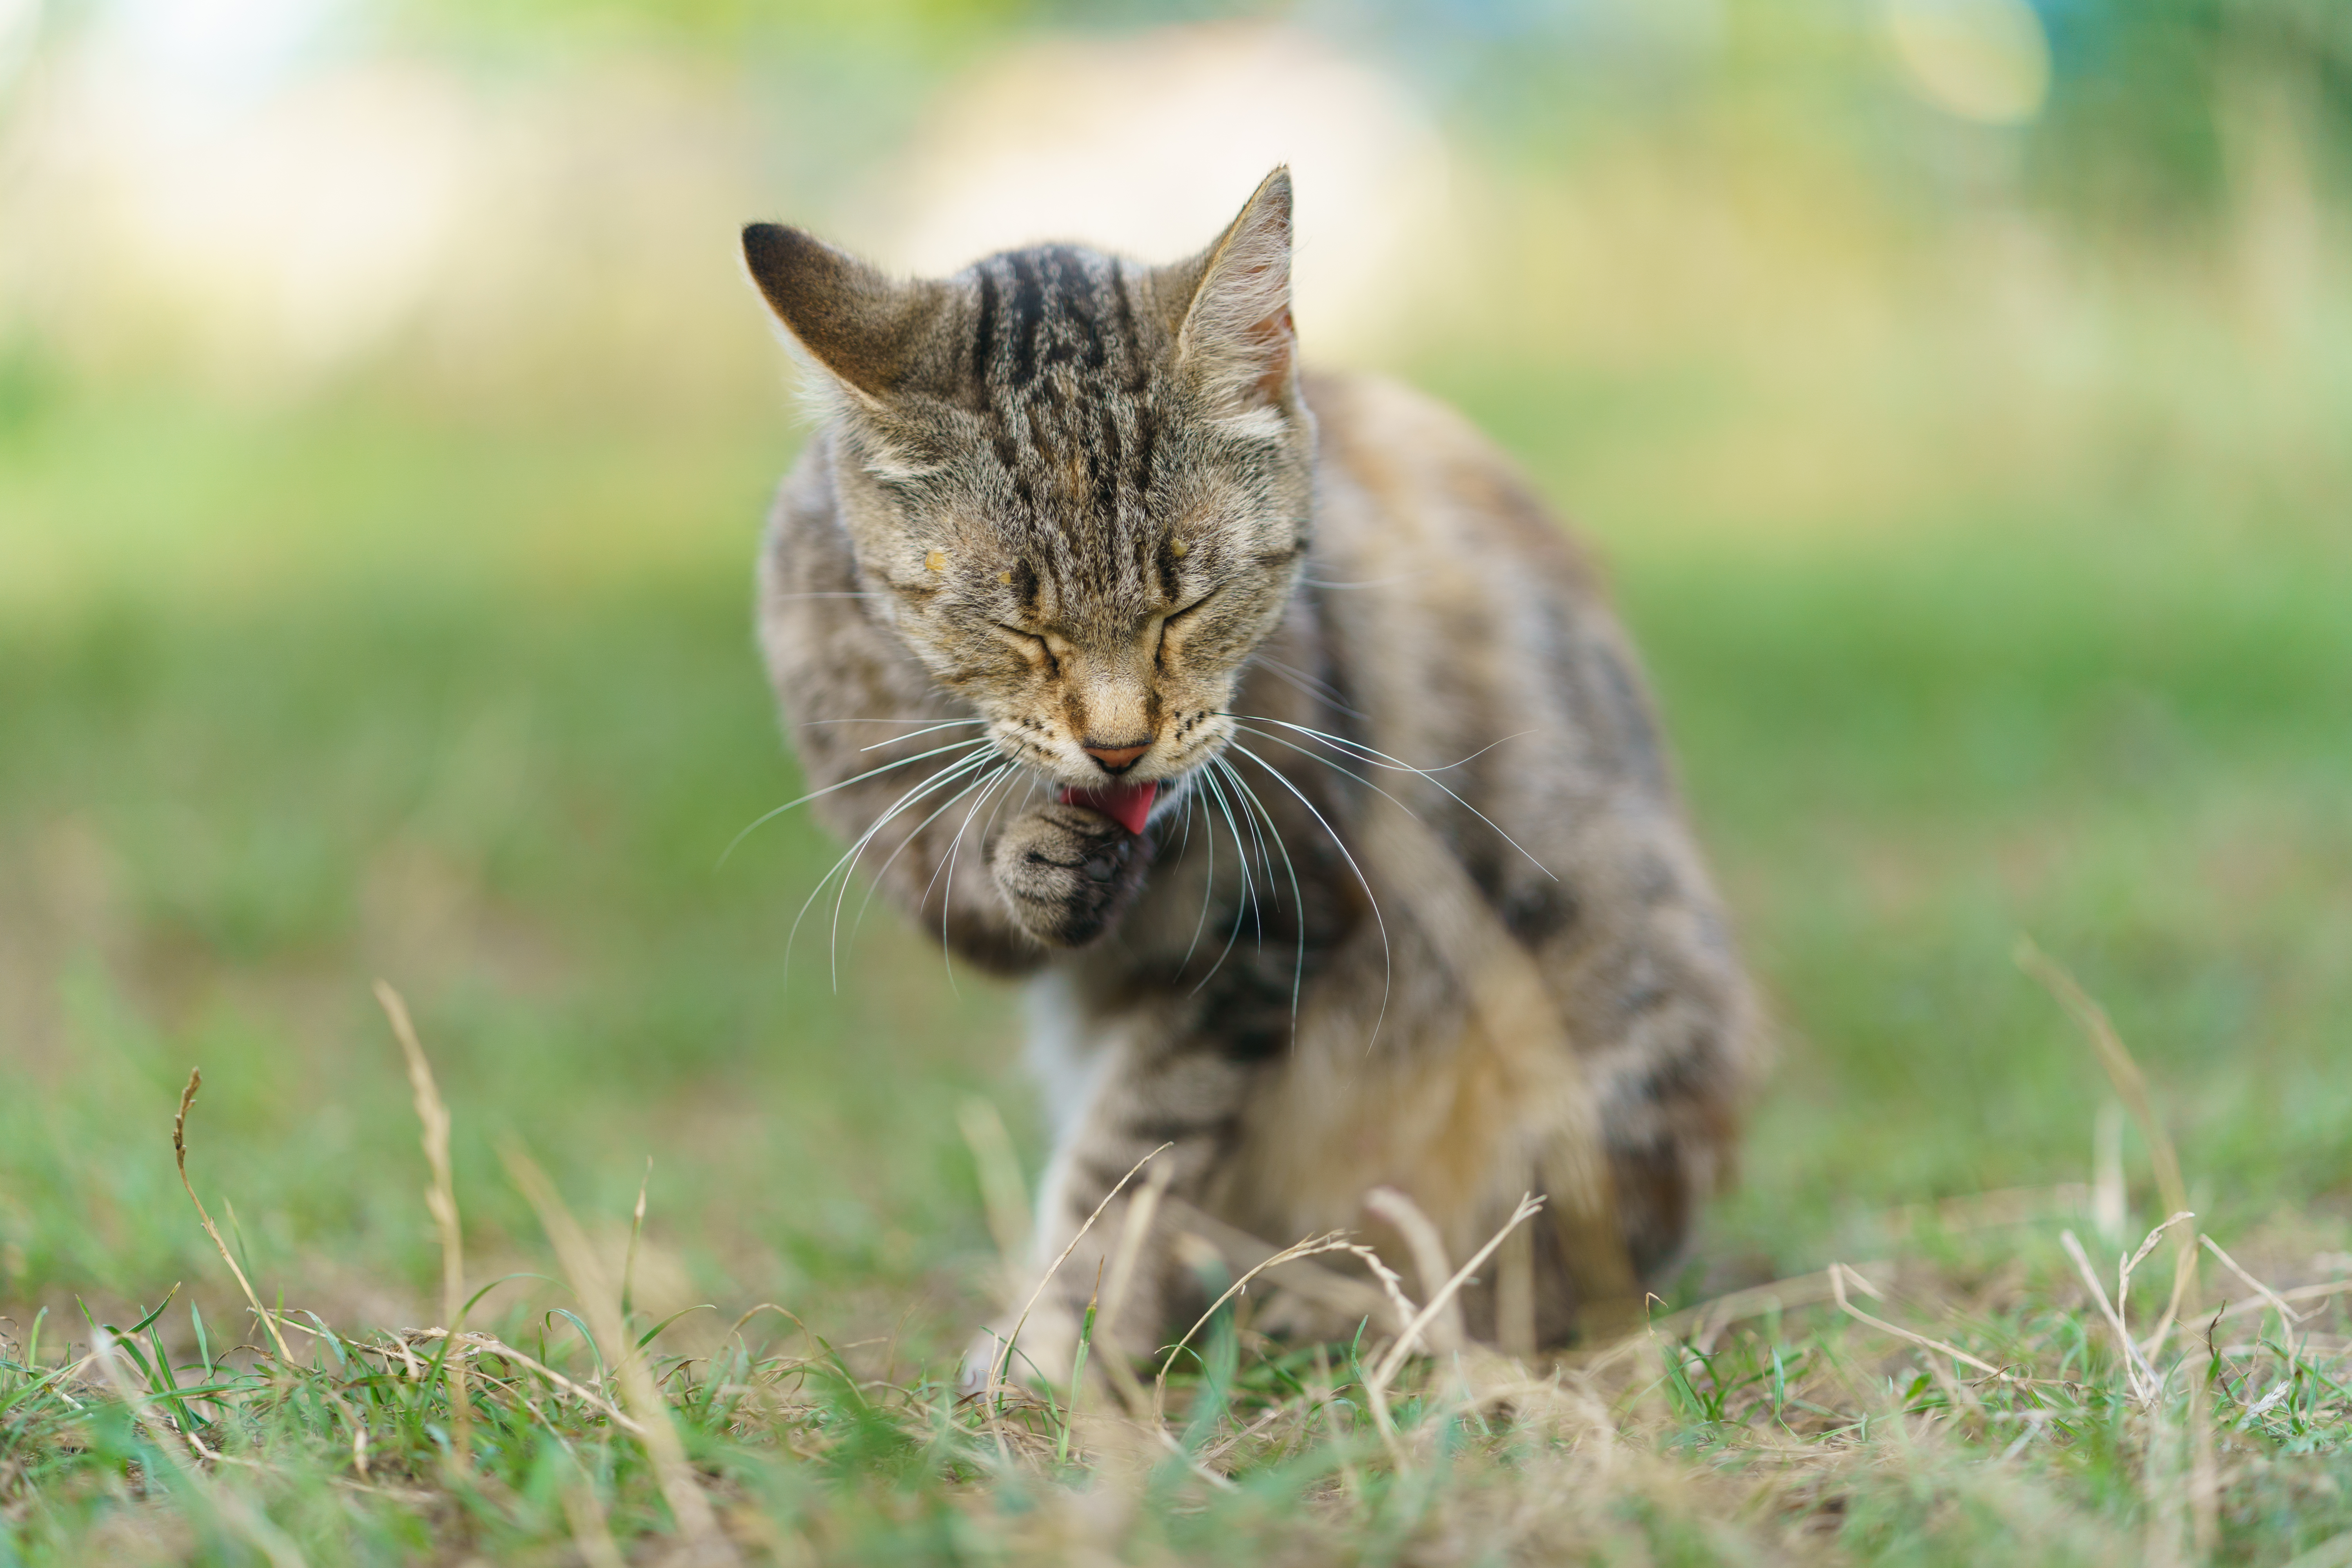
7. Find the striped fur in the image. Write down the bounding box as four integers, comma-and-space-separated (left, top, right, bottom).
744, 170, 1759, 1377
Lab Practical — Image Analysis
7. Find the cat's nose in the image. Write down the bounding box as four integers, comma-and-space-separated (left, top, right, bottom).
1082, 740, 1151, 773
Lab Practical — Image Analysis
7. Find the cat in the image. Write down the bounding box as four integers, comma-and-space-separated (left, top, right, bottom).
740, 168, 1759, 1379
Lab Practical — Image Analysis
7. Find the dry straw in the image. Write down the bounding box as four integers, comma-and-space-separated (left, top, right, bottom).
501, 1140, 740, 1565
373, 979, 468, 1455
172, 1068, 295, 1368
2018, 938, 2200, 1356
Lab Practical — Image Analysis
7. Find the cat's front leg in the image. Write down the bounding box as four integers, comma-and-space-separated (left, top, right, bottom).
962, 1038, 1252, 1392
986, 803, 1154, 948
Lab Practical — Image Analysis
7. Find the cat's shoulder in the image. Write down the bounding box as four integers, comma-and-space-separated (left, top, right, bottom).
1299, 367, 1480, 446
1299, 369, 1602, 589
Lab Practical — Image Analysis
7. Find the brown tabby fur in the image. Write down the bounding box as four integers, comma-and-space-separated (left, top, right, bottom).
742, 171, 1759, 1378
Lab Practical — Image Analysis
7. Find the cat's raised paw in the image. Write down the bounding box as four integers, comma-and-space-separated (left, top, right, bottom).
987, 802, 1154, 948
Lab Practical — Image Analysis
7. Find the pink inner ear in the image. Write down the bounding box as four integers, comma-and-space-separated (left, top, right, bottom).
1058, 782, 1158, 836
1247, 306, 1296, 403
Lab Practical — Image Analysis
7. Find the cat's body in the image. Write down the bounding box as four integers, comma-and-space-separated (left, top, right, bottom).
746, 172, 1757, 1372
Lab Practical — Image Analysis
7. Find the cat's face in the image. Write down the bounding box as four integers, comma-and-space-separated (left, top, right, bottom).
746, 171, 1312, 807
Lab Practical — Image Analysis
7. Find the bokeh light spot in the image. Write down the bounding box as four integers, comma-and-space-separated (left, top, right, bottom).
1883, 0, 2052, 126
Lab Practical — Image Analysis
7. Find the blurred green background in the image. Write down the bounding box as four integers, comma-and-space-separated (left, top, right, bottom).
2, 0, 2348, 1350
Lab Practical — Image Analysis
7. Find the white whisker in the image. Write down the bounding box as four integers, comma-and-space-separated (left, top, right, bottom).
723, 737, 994, 866
1225, 741, 1392, 1052
1212, 755, 1309, 1029
1228, 717, 1555, 881
781, 748, 999, 982
1188, 765, 1261, 994
858, 719, 992, 751
1297, 573, 1406, 590
831, 759, 1007, 986
932, 763, 1020, 994
1207, 766, 1263, 931
977, 760, 1027, 859
1222, 754, 1278, 910
1247, 653, 1361, 719
1176, 775, 1219, 975
851, 759, 1010, 942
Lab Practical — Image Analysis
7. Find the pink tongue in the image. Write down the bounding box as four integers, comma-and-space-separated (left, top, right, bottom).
1059, 780, 1158, 836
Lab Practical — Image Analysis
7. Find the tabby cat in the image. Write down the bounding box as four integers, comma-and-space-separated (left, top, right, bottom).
740, 170, 1757, 1377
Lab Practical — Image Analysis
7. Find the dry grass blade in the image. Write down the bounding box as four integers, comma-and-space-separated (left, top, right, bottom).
1363, 1186, 1465, 1357
401, 1328, 648, 1436
2060, 1230, 2160, 1402
1159, 1198, 1406, 1332
622, 1157, 652, 1321
1094, 1161, 1173, 1416
171, 1068, 295, 1367
2219, 1277, 2352, 1321
2122, 1211, 2196, 1349
2017, 940, 2189, 1216
1367, 1195, 1544, 1397
1348, 1199, 1543, 1463
374, 979, 469, 1455
1829, 1261, 2012, 1382
501, 1140, 739, 1566
984, 1141, 1171, 1433
2202, 1235, 2307, 1340
2123, 1212, 2196, 1283
1151, 1230, 1369, 1453
2094, 1104, 2129, 1241
89, 1328, 198, 1470
2018, 939, 2200, 1356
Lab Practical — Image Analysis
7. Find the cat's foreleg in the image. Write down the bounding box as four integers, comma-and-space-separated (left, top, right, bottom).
963, 1033, 1254, 1391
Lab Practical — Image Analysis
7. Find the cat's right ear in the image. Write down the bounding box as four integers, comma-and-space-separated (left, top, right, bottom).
1165, 167, 1298, 416
742, 223, 939, 407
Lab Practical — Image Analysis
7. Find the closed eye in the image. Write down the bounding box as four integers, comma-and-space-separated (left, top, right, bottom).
993, 621, 1054, 672
1155, 588, 1220, 665
1165, 588, 1219, 626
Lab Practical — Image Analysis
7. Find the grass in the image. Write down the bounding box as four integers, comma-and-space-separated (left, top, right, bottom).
5, 998, 2351, 1565
2, 336, 2350, 1561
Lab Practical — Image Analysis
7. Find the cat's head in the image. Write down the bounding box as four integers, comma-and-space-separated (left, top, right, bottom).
743, 169, 1311, 811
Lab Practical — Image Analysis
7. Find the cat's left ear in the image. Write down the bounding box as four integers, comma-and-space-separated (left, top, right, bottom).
1169, 167, 1298, 414
741, 222, 945, 408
